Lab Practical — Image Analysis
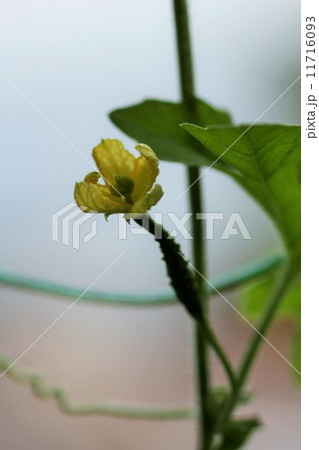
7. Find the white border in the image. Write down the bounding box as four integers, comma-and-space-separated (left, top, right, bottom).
302, 1, 319, 448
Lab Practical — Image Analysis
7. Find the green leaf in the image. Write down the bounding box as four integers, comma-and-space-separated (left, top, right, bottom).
241, 272, 301, 320
109, 99, 232, 166
181, 123, 301, 258
222, 417, 262, 449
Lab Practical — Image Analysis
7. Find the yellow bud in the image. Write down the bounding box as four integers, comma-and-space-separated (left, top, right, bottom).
84, 171, 100, 183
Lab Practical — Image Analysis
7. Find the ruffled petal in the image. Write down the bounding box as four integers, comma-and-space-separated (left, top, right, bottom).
74, 181, 130, 215
131, 144, 159, 201
130, 184, 164, 215
92, 139, 136, 188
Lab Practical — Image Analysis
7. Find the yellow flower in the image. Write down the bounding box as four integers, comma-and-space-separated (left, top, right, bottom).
74, 139, 163, 218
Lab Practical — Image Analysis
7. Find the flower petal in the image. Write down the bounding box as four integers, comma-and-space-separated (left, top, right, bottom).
130, 184, 163, 215
74, 182, 130, 215
92, 139, 136, 188
132, 144, 159, 201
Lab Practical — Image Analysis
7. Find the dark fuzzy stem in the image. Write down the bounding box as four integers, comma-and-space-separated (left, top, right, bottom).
134, 216, 203, 320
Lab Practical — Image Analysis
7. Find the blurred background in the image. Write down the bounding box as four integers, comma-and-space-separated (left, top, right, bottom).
0, 0, 300, 448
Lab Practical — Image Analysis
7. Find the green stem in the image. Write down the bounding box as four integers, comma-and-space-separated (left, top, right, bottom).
0, 354, 194, 420
212, 261, 293, 448
237, 262, 292, 385
173, 1, 212, 448
200, 316, 236, 391
190, 172, 212, 450
0, 254, 282, 306
173, 0, 195, 108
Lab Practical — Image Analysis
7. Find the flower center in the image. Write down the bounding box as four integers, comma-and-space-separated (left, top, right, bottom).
110, 176, 135, 204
